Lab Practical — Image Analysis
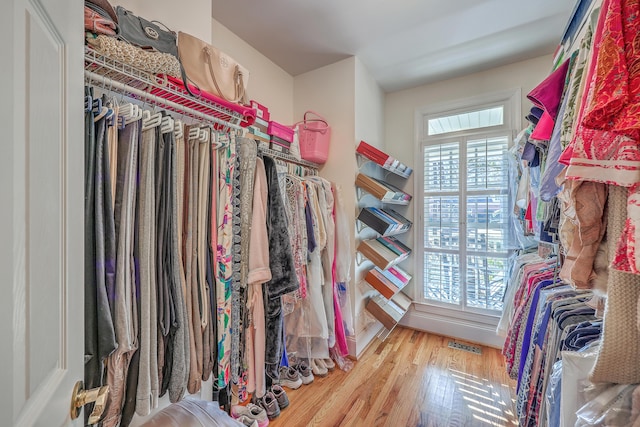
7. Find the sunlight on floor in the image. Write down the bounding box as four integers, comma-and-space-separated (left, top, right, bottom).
449, 367, 518, 426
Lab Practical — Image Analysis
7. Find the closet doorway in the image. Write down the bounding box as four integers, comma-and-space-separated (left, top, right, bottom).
2, 0, 85, 425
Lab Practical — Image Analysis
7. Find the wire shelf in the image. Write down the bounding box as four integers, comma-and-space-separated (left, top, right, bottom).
257, 147, 321, 169
84, 47, 251, 131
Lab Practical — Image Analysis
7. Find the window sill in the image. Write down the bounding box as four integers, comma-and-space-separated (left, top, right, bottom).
412, 302, 500, 327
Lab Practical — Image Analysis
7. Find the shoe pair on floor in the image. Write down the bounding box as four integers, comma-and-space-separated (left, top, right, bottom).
231, 385, 289, 426
309, 358, 335, 377
278, 360, 318, 389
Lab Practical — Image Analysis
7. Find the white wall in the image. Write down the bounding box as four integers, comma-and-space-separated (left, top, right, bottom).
352, 58, 387, 355
114, 0, 212, 43
293, 57, 362, 355
384, 54, 554, 347
212, 19, 294, 124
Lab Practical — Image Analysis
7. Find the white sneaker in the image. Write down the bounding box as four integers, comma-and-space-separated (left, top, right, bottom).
293, 361, 314, 385
310, 359, 328, 377
278, 366, 303, 389
231, 404, 269, 427
322, 357, 336, 371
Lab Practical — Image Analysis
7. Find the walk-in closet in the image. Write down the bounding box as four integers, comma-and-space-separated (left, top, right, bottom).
3, 0, 640, 426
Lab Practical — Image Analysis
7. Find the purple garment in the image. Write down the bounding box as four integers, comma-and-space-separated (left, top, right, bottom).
517, 279, 556, 390
522, 141, 538, 164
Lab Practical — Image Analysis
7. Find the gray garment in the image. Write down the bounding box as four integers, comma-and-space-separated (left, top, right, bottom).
102, 118, 140, 427
136, 127, 160, 416
186, 134, 203, 394
168, 132, 189, 403
84, 102, 117, 391
197, 137, 213, 381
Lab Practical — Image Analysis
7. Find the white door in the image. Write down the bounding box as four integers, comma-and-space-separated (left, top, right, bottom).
0, 0, 84, 426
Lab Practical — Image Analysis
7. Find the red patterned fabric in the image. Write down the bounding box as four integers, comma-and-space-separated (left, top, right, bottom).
582, 0, 640, 137
564, 0, 640, 186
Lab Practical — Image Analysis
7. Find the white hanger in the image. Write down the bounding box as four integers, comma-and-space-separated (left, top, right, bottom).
188, 126, 201, 141
161, 115, 174, 134
174, 120, 184, 139
118, 103, 142, 127
128, 105, 143, 125
141, 110, 162, 131
199, 127, 210, 143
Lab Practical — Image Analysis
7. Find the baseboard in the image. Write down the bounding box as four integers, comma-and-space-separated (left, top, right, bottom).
400, 306, 505, 349
347, 321, 384, 360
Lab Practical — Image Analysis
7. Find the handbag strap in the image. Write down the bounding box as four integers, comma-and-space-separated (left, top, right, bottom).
150, 20, 177, 36
304, 110, 327, 122
203, 46, 245, 103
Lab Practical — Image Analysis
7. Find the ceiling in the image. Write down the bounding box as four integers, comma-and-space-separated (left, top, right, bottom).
212, 0, 576, 92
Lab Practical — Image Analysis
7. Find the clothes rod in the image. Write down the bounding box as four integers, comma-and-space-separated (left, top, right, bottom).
84, 70, 243, 131
257, 147, 320, 169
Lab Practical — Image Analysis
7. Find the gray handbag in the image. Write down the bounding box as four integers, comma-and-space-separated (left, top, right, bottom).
115, 6, 177, 57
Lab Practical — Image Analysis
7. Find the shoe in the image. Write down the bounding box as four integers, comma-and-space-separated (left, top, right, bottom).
293, 361, 314, 385
254, 391, 281, 420
278, 366, 303, 389
231, 403, 269, 427
322, 357, 336, 371
310, 359, 328, 377
235, 415, 260, 427
270, 384, 289, 410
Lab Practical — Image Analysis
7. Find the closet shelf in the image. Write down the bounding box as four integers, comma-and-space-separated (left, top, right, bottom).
366, 292, 412, 336
83, 47, 253, 131
356, 220, 411, 237
257, 147, 321, 169
355, 141, 413, 179
364, 265, 412, 300
355, 173, 412, 205
356, 236, 411, 270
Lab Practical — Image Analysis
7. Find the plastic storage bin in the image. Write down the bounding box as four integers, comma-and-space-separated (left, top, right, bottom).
267, 120, 294, 143
296, 110, 330, 164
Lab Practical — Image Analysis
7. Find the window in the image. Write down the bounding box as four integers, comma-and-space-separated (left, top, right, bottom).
417, 92, 519, 315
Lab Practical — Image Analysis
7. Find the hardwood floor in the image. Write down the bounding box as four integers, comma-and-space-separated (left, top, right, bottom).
269, 327, 517, 427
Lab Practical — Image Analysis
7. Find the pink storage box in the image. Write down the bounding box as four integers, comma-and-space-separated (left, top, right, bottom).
295, 111, 330, 164
268, 121, 294, 143
250, 100, 270, 121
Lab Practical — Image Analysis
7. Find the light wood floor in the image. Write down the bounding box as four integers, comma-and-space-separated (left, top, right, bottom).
269, 327, 518, 427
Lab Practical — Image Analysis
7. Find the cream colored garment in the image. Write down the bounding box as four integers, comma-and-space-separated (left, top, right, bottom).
136, 127, 159, 416
245, 158, 270, 398
590, 185, 640, 384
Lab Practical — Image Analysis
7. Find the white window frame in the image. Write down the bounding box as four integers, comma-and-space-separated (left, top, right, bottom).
413, 89, 521, 321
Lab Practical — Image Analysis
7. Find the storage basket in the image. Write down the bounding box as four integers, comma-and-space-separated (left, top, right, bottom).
296, 111, 330, 164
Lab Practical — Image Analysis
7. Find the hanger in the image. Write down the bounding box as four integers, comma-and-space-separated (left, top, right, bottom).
141, 110, 162, 131
85, 94, 93, 112
188, 126, 201, 141
200, 127, 210, 142
161, 114, 174, 134
118, 103, 142, 128
94, 106, 109, 122
174, 119, 184, 139
211, 131, 224, 149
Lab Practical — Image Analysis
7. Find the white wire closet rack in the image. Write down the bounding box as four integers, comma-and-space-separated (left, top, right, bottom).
84, 46, 322, 169
84, 47, 248, 131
